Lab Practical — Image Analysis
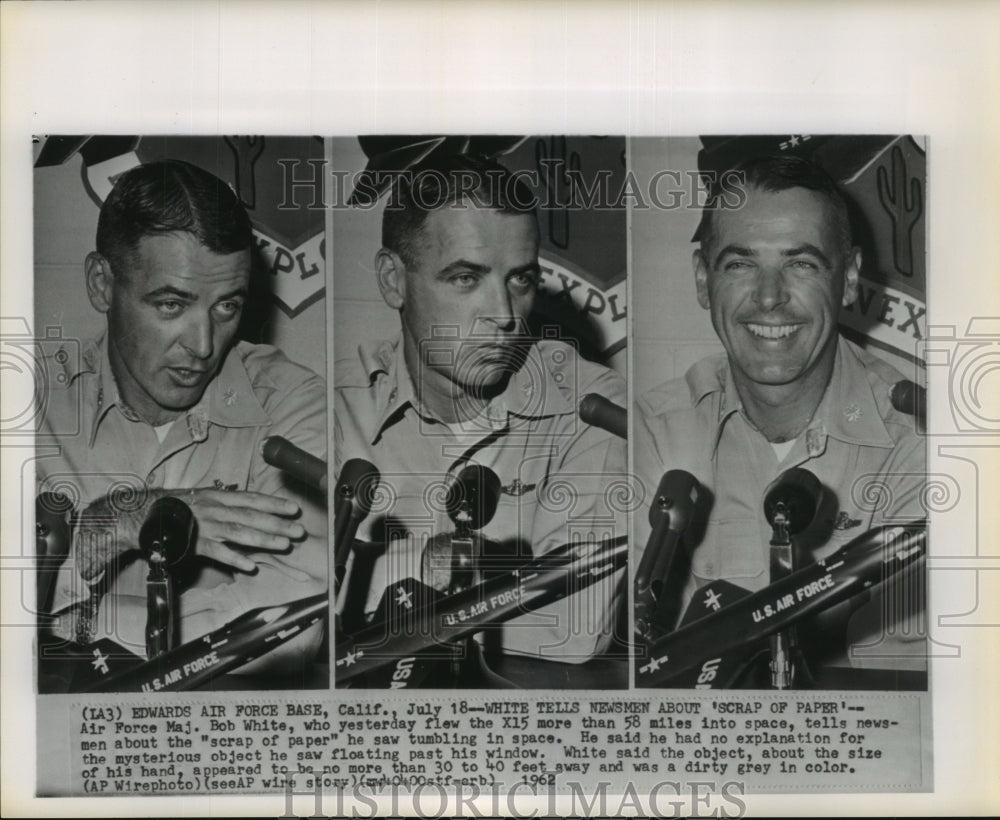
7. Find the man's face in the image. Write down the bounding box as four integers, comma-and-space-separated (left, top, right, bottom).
395, 203, 540, 398
694, 186, 859, 392
96, 232, 250, 424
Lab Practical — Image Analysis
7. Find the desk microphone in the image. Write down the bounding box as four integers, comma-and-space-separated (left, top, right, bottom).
579, 393, 627, 440
762, 467, 821, 689
634, 470, 700, 640
442, 464, 502, 595
36, 492, 74, 616
262, 435, 328, 492
333, 459, 381, 590
139, 497, 195, 658
890, 380, 926, 432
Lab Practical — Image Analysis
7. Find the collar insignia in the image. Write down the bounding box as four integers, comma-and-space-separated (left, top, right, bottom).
502, 479, 536, 497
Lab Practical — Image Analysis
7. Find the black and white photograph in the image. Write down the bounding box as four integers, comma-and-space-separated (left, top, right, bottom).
32, 137, 330, 694
631, 136, 929, 693
2, 1, 998, 817
330, 136, 629, 689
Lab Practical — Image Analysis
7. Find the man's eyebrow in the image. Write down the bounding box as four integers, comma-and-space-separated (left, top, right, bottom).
509, 262, 542, 277
142, 286, 248, 301
713, 244, 756, 268
782, 244, 832, 266
143, 285, 198, 301
437, 260, 491, 278
713, 243, 833, 268
215, 287, 249, 301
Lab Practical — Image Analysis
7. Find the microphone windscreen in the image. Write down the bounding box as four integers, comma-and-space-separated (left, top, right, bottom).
336, 459, 381, 515
579, 393, 627, 439
139, 497, 194, 565
763, 467, 822, 534
890, 380, 926, 418
262, 435, 328, 492
446, 464, 502, 530
648, 469, 700, 531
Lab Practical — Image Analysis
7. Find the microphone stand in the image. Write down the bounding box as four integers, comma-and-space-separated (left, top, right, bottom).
140, 497, 195, 659
333, 459, 381, 595
766, 502, 798, 689
443, 465, 503, 685
763, 468, 821, 689
634, 471, 700, 641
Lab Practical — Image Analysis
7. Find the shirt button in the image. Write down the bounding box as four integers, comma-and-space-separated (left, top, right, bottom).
389, 388, 398, 402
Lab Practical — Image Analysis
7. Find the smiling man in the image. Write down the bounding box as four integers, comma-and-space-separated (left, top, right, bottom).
335, 154, 626, 676
37, 160, 327, 682
635, 154, 926, 679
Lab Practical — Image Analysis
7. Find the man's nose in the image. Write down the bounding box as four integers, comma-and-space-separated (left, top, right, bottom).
479, 278, 518, 333
181, 313, 214, 360
752, 265, 790, 311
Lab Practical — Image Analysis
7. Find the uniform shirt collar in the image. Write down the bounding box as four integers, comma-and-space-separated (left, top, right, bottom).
82, 334, 270, 446
359, 334, 574, 445
685, 352, 743, 454
817, 336, 895, 449
686, 336, 894, 457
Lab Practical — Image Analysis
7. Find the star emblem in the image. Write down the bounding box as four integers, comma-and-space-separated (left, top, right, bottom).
844, 403, 863, 422
640, 654, 668, 674
337, 649, 363, 667
395, 586, 413, 609
223, 388, 239, 406
703, 588, 722, 611
91, 648, 109, 675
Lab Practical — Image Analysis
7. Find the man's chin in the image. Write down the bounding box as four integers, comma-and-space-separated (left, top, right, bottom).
155, 384, 210, 413
454, 365, 514, 398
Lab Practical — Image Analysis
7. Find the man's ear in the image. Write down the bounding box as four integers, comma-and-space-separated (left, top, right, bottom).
693, 248, 711, 310
375, 248, 406, 310
841, 247, 861, 307
85, 252, 115, 313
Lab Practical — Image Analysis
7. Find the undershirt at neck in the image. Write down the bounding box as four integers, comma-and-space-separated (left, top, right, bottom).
769, 437, 797, 463
153, 420, 175, 444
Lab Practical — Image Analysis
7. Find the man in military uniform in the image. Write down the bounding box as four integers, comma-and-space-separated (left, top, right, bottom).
635, 155, 925, 678
336, 154, 626, 669
38, 160, 327, 679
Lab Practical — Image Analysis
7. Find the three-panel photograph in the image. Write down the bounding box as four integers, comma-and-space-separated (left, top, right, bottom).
31, 134, 928, 697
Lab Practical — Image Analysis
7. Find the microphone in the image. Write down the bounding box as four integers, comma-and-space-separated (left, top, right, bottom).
139, 496, 195, 566
333, 459, 382, 590
337, 536, 628, 685
890, 380, 926, 431
139, 497, 195, 658
446, 464, 502, 533
761, 467, 821, 689
637, 521, 926, 688
261, 436, 328, 492
634, 470, 700, 640
579, 393, 627, 440
89, 593, 327, 692
763, 467, 822, 541
442, 464, 502, 595
36, 492, 74, 616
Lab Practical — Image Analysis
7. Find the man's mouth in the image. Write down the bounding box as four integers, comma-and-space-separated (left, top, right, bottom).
744, 322, 803, 340
167, 366, 208, 385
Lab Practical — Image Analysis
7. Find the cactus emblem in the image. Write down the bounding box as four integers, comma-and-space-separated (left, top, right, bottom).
877, 144, 923, 277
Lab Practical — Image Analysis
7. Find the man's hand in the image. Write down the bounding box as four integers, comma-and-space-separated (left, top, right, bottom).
185, 488, 305, 572
75, 487, 306, 580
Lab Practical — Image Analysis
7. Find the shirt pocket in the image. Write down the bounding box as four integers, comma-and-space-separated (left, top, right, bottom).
690, 516, 768, 591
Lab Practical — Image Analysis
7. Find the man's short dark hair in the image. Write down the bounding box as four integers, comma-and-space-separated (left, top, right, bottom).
698, 154, 853, 259
382, 153, 537, 268
96, 159, 253, 271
